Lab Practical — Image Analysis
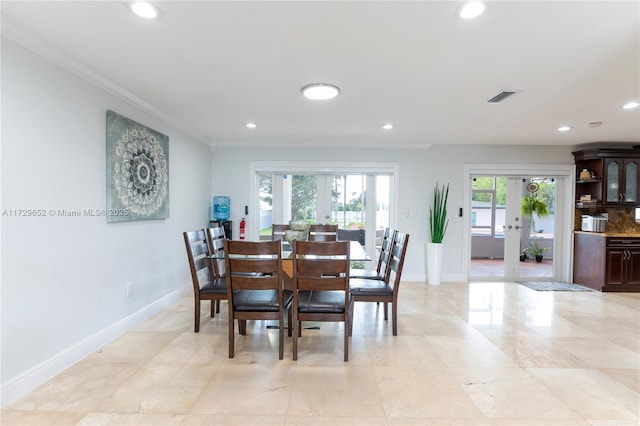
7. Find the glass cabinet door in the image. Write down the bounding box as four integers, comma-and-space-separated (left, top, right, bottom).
624, 160, 638, 203
606, 159, 620, 203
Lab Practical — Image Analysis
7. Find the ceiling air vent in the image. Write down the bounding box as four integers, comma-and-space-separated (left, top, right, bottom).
486, 91, 518, 103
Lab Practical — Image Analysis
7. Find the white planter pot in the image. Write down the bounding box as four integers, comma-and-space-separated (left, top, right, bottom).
426, 242, 443, 285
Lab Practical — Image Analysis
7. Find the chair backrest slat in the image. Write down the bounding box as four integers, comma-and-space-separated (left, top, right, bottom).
229, 257, 280, 274
308, 224, 338, 242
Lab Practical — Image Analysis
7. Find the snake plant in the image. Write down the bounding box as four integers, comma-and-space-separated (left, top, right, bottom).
429, 182, 449, 243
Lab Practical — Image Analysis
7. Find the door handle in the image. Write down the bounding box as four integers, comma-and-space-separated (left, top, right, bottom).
506, 225, 513, 230
514, 225, 522, 230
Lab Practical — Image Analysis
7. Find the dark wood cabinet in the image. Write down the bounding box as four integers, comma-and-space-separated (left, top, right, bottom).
605, 238, 640, 289
574, 233, 640, 292
574, 233, 606, 290
573, 148, 640, 208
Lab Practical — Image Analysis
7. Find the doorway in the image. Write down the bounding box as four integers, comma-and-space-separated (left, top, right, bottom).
463, 164, 575, 282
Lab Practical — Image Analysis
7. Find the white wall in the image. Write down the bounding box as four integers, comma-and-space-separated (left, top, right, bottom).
1, 39, 212, 405
210, 145, 574, 282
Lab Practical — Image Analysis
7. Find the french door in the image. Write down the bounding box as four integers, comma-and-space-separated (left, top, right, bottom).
465, 163, 574, 283
470, 176, 557, 280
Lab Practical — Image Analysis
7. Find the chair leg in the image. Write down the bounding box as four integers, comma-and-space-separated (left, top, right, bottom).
392, 302, 398, 336
292, 314, 298, 361
216, 300, 221, 314
278, 314, 284, 360
383, 302, 388, 320
343, 319, 349, 362
194, 299, 201, 333
287, 308, 293, 337
210, 300, 215, 318
228, 317, 235, 358
239, 320, 246, 335
350, 299, 355, 336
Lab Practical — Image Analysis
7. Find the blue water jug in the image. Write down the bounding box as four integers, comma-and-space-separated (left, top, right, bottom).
212, 196, 230, 220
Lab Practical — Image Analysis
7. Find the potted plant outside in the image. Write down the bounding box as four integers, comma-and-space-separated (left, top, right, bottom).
520, 192, 549, 234
427, 183, 449, 285
523, 241, 551, 263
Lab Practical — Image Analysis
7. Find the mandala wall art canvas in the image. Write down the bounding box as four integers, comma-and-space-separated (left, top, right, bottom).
106, 110, 169, 222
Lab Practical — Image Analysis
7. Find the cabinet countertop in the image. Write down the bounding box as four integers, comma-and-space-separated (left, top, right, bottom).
574, 231, 640, 238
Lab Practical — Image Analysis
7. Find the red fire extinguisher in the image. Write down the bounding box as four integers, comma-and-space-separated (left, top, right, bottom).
239, 218, 246, 240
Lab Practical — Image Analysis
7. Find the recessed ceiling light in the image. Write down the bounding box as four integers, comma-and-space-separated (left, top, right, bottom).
383, 124, 394, 130
129, 1, 161, 19
558, 126, 572, 132
246, 122, 257, 129
460, 1, 485, 19
623, 101, 640, 109
301, 83, 340, 100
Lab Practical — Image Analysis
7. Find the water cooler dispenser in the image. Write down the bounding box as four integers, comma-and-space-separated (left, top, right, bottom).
210, 196, 232, 239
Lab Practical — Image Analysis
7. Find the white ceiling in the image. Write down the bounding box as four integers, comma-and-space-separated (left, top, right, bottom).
2, 1, 639, 149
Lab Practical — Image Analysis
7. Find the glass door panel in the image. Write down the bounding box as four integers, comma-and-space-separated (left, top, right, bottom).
470, 177, 506, 277
291, 174, 317, 221
625, 160, 637, 203
258, 173, 274, 240
258, 173, 318, 239
375, 175, 391, 255
518, 177, 556, 280
332, 174, 365, 229
607, 160, 620, 202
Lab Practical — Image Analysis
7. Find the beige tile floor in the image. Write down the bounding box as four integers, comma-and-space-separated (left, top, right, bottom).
2, 281, 639, 425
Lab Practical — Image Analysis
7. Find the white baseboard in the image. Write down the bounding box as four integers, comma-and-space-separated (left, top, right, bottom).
0, 286, 190, 408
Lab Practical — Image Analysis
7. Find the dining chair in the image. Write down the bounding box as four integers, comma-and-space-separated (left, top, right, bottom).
224, 240, 293, 359
271, 224, 290, 241
308, 224, 338, 241
350, 227, 394, 280
183, 229, 227, 332
292, 240, 352, 361
349, 231, 409, 336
